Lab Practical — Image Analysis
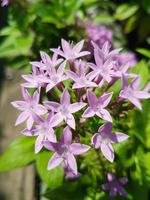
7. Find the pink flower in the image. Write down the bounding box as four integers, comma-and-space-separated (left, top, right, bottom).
82, 91, 113, 122
44, 126, 90, 175
51, 39, 90, 61
92, 123, 129, 162
22, 113, 57, 153
66, 60, 97, 89
102, 173, 128, 197
120, 75, 150, 110
11, 88, 47, 130
44, 89, 86, 129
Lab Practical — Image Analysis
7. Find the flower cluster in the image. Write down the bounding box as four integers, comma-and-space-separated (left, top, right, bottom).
1, 0, 9, 6
11, 38, 150, 196
86, 23, 137, 68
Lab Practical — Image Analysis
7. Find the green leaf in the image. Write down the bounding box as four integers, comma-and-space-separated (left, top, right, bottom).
129, 60, 149, 87
136, 48, 150, 58
115, 4, 139, 21
0, 136, 35, 172
36, 150, 64, 189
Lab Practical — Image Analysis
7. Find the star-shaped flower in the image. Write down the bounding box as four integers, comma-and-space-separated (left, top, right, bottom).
102, 173, 128, 197
51, 39, 90, 61
22, 113, 57, 153
82, 91, 113, 122
11, 88, 47, 130
66, 60, 97, 89
21, 68, 49, 90
30, 51, 63, 71
119, 75, 150, 110
44, 61, 68, 92
88, 48, 116, 84
44, 89, 86, 129
44, 126, 90, 175
91, 123, 129, 162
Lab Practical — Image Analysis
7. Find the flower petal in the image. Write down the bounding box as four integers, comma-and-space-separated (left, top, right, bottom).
44, 101, 60, 112
110, 132, 129, 143
69, 102, 86, 113
87, 91, 98, 107
50, 112, 64, 127
135, 91, 150, 99
15, 111, 29, 126
61, 126, 72, 145
60, 89, 70, 105
11, 101, 26, 111
100, 142, 114, 162
98, 92, 113, 108
82, 107, 95, 118
70, 143, 90, 155
48, 153, 63, 170
65, 114, 75, 129
35, 135, 44, 154
67, 153, 78, 175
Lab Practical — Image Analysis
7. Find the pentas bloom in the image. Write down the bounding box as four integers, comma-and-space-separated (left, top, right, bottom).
115, 52, 137, 68
44, 126, 90, 175
22, 113, 57, 153
31, 51, 63, 71
21, 68, 49, 90
88, 42, 120, 84
119, 75, 150, 110
1, 0, 9, 6
11, 88, 47, 130
44, 89, 86, 129
82, 91, 113, 122
102, 173, 128, 197
11, 37, 150, 191
51, 39, 90, 61
66, 60, 97, 89
44, 61, 67, 92
92, 123, 129, 162
86, 23, 112, 47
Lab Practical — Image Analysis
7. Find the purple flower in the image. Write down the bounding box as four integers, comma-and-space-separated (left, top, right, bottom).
44, 126, 90, 174
111, 63, 137, 78
51, 39, 90, 61
119, 75, 150, 110
21, 69, 49, 90
115, 52, 137, 68
22, 113, 57, 153
11, 88, 47, 130
44, 61, 67, 92
31, 51, 63, 71
88, 42, 120, 84
91, 123, 129, 162
44, 89, 86, 129
64, 165, 81, 180
102, 173, 128, 197
66, 60, 97, 89
86, 23, 113, 47
1, 0, 9, 6
82, 91, 113, 122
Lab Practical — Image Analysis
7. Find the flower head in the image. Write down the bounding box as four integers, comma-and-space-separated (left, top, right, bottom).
66, 60, 97, 89
44, 89, 86, 129
102, 173, 128, 197
92, 123, 129, 162
44, 126, 90, 175
119, 75, 150, 110
11, 88, 47, 130
22, 113, 57, 153
51, 39, 90, 61
82, 91, 113, 122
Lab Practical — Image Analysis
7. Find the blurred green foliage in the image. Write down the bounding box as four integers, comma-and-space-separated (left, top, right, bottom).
0, 0, 150, 199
